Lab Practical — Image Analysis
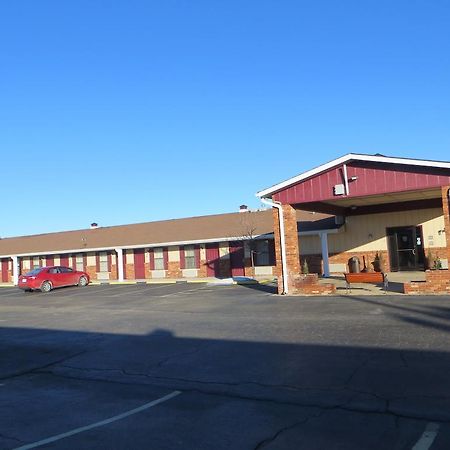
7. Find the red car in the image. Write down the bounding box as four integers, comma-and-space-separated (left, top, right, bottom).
18, 266, 90, 292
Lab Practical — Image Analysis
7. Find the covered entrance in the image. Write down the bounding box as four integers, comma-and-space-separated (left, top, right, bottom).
387, 226, 425, 271
256, 153, 450, 295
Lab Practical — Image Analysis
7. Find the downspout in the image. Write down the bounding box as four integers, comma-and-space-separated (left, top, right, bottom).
343, 164, 350, 195
260, 197, 289, 295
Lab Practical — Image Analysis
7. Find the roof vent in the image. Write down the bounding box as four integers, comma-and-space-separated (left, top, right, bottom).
90, 222, 99, 229
239, 204, 249, 213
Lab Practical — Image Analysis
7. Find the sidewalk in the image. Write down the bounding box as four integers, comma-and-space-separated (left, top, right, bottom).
320, 272, 426, 295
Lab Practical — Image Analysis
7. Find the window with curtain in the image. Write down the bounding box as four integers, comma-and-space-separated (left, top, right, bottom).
76, 254, 84, 271
154, 248, 164, 270
184, 245, 196, 269
99, 252, 108, 272
32, 256, 40, 270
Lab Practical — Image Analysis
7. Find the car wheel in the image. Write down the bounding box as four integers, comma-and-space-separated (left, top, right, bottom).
78, 276, 88, 287
40, 281, 52, 293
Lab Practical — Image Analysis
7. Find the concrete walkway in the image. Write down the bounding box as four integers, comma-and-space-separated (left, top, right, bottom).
320, 271, 427, 295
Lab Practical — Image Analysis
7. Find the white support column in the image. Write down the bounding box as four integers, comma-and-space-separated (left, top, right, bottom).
320, 232, 330, 278
116, 248, 124, 282
12, 256, 19, 285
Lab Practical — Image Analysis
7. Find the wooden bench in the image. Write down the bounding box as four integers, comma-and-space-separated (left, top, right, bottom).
344, 272, 388, 293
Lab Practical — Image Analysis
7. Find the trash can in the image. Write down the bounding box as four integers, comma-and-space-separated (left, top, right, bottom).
348, 256, 361, 273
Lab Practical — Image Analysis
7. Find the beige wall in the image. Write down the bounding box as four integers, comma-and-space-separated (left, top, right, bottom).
200, 244, 206, 260
86, 253, 96, 266
298, 235, 321, 255
219, 242, 230, 259
168, 246, 180, 262
299, 208, 445, 255
125, 251, 134, 264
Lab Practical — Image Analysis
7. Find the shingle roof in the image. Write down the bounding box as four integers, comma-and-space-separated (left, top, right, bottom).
0, 209, 334, 257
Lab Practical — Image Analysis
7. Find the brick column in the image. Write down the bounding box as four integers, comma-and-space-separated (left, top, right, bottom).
441, 186, 450, 267
273, 204, 300, 294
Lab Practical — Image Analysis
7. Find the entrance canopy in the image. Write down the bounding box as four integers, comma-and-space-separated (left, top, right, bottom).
256, 153, 450, 214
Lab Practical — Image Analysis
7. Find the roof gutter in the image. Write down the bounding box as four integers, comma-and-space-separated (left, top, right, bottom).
260, 197, 289, 295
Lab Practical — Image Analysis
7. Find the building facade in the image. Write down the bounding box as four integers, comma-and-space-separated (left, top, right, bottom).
257, 153, 450, 294
0, 209, 333, 285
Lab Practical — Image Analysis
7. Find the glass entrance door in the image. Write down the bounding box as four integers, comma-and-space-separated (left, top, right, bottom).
387, 226, 425, 271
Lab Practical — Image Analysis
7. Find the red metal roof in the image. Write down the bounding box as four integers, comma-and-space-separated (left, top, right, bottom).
256, 154, 450, 206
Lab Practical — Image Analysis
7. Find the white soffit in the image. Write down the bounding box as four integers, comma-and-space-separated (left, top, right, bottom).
256, 153, 450, 198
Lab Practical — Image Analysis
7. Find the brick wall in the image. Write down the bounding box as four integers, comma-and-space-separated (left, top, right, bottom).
125, 264, 134, 280
328, 250, 390, 272
273, 205, 301, 294
292, 274, 336, 295
85, 265, 96, 281
167, 261, 182, 278
145, 262, 151, 278
441, 186, 450, 265
110, 264, 118, 280
404, 269, 450, 294
219, 259, 231, 278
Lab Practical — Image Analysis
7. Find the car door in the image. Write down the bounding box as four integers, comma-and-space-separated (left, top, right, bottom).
59, 266, 76, 285
46, 267, 62, 287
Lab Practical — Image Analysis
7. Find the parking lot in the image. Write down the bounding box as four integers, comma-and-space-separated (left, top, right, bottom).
2, 283, 450, 449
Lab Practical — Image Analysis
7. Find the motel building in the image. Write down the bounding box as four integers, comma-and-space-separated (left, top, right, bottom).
1, 153, 450, 295
0, 207, 336, 287
256, 153, 450, 295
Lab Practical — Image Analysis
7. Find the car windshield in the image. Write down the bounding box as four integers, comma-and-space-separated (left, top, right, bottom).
25, 268, 43, 276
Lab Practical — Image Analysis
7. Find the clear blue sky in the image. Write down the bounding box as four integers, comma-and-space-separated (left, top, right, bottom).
1, 1, 450, 237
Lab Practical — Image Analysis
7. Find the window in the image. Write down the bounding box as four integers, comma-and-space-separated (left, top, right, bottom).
26, 268, 43, 276
254, 240, 270, 266
154, 248, 164, 270
60, 267, 73, 273
99, 252, 108, 272
32, 256, 40, 270
75, 255, 84, 271
184, 245, 196, 269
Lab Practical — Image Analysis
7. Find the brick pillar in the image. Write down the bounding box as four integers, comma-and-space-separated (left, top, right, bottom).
441, 186, 450, 267
273, 204, 300, 294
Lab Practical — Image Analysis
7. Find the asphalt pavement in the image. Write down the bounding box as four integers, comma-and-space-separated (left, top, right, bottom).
1, 283, 450, 449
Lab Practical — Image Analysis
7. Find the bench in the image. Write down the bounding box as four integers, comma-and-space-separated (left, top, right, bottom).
344, 272, 388, 293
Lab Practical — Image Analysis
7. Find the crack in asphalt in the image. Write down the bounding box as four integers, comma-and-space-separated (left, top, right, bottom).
400, 352, 409, 368
343, 358, 370, 386
33, 366, 450, 425
154, 346, 206, 369
0, 350, 88, 381
0, 431, 25, 444
55, 363, 387, 402
253, 412, 324, 449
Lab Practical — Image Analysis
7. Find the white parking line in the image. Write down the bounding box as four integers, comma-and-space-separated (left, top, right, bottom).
107, 284, 177, 297
412, 422, 440, 450
13, 390, 181, 450
51, 285, 126, 298
159, 286, 207, 297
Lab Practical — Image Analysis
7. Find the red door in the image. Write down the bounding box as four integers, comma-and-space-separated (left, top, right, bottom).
134, 249, 146, 279
60, 255, 69, 267
206, 244, 220, 277
1, 259, 9, 282
229, 241, 245, 277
